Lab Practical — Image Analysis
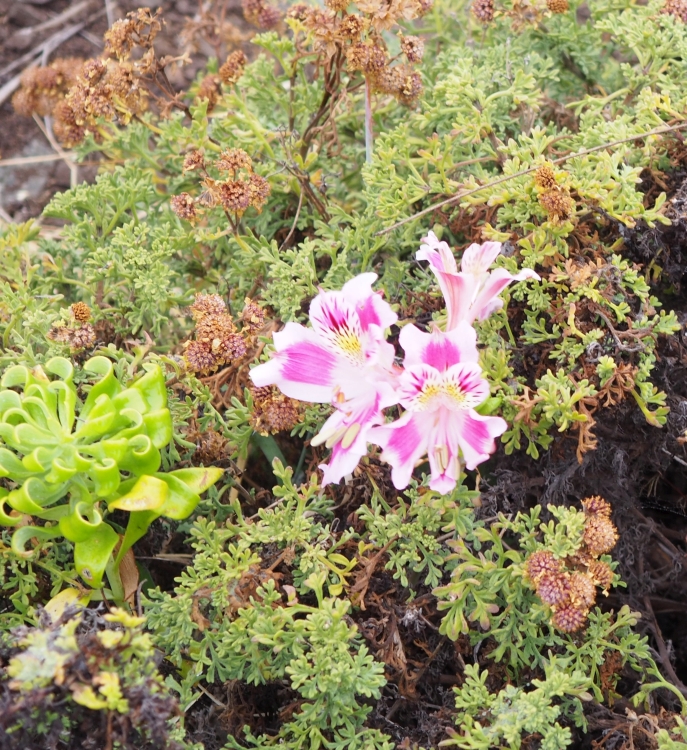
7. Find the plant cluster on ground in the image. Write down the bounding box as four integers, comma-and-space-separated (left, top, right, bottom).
2, 0, 687, 747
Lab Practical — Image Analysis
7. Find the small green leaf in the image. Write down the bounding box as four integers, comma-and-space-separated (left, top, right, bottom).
167, 467, 223, 494
73, 524, 119, 587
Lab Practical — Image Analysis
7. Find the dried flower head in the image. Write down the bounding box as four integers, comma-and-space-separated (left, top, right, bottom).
581, 496, 612, 518
663, 0, 687, 22
346, 42, 387, 72
551, 602, 588, 633
183, 150, 206, 172
185, 340, 218, 374
569, 572, 596, 608
70, 324, 97, 351
171, 193, 197, 221
400, 35, 425, 63
219, 50, 248, 86
251, 385, 302, 434
195, 313, 237, 350
546, 0, 569, 13
196, 74, 221, 110
191, 294, 227, 319
526, 550, 562, 582
587, 559, 614, 591
215, 332, 248, 362
539, 188, 573, 222
241, 298, 266, 334
325, 0, 350, 9
191, 426, 228, 465
287, 3, 312, 21
583, 515, 618, 555
536, 572, 571, 606
216, 148, 252, 175
71, 302, 91, 323
534, 163, 557, 189
52, 101, 86, 147
243, 0, 282, 28
218, 180, 252, 213
472, 0, 495, 23
248, 173, 271, 211
339, 14, 367, 37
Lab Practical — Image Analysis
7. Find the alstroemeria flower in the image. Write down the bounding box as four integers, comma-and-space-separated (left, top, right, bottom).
369, 323, 507, 493
417, 231, 540, 329
250, 273, 399, 485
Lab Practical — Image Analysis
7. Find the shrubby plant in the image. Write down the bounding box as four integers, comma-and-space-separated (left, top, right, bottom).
1, 0, 687, 746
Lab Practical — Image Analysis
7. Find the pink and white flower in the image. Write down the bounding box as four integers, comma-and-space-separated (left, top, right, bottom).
369, 322, 507, 493
250, 273, 400, 485
417, 231, 540, 329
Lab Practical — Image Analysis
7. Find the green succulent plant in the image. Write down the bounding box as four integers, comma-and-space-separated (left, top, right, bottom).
0, 356, 222, 593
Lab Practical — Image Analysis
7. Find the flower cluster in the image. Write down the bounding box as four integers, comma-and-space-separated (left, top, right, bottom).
250, 385, 303, 435
251, 233, 539, 490
11, 58, 84, 119
292, 0, 430, 107
526, 496, 618, 632
47, 303, 96, 352
52, 58, 148, 147
534, 162, 574, 223
184, 294, 267, 375
171, 147, 271, 227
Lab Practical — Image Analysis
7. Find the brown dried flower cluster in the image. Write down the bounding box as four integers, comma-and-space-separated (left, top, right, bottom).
104, 7, 163, 60
173, 147, 270, 224
242, 0, 282, 29
250, 385, 303, 434
472, 0, 495, 23
525, 497, 618, 633
12, 59, 85, 119
293, 2, 428, 107
546, 0, 569, 13
537, 165, 574, 223
219, 50, 248, 85
663, 0, 687, 22
184, 294, 267, 375
48, 303, 96, 352
52, 58, 148, 147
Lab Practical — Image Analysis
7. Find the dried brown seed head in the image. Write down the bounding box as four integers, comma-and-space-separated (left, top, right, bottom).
191, 294, 227, 319
583, 515, 619, 555
472, 0, 495, 23
536, 572, 571, 606
170, 193, 197, 221
534, 163, 557, 189
581, 496, 612, 518
587, 559, 614, 591
569, 572, 596, 608
185, 340, 217, 374
215, 332, 248, 362
216, 148, 252, 175
325, 0, 350, 9
71, 302, 91, 323
250, 385, 302, 434
538, 188, 573, 222
195, 313, 237, 347
551, 603, 588, 633
400, 35, 425, 63
219, 50, 248, 85
526, 550, 562, 582
241, 298, 266, 334
70, 324, 96, 351
339, 14, 366, 37
218, 180, 252, 213
546, 0, 569, 13
183, 150, 206, 172
247, 173, 271, 211
196, 74, 221, 110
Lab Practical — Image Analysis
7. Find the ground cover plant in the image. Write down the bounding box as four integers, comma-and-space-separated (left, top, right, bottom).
2, 0, 687, 747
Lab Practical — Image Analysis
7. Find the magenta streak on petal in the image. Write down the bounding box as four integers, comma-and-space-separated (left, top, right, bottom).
356, 294, 381, 331
423, 336, 461, 371
386, 415, 424, 465
456, 411, 503, 470
280, 341, 337, 385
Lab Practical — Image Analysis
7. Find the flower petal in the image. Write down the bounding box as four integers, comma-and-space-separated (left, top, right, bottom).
470, 267, 540, 322
460, 241, 502, 276
399, 323, 479, 370
317, 391, 384, 486
452, 410, 507, 470
369, 412, 433, 490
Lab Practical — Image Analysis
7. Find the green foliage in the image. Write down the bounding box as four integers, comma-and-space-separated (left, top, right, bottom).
0, 355, 221, 593
443, 657, 590, 750
145, 463, 389, 750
